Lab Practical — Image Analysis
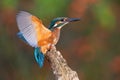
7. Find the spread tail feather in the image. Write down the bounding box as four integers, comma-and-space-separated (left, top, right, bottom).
34, 47, 44, 68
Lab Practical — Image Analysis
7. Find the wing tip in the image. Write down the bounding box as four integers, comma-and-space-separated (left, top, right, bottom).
16, 11, 32, 18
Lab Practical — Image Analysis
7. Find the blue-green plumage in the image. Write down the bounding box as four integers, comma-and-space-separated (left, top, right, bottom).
49, 17, 66, 30
34, 47, 44, 67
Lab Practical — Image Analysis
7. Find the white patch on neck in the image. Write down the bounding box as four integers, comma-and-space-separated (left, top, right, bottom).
54, 23, 58, 27
54, 22, 69, 28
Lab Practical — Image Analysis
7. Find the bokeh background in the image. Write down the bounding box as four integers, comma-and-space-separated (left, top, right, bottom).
0, 0, 120, 80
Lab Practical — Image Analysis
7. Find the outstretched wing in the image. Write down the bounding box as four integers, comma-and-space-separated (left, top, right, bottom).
16, 11, 51, 47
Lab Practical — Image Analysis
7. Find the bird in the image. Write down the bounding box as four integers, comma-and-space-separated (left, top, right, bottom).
16, 11, 80, 68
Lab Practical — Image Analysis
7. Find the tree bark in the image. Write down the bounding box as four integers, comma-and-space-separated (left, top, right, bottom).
46, 46, 79, 80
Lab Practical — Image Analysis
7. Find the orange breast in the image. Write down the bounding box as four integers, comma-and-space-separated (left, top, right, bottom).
38, 29, 60, 54
37, 34, 57, 54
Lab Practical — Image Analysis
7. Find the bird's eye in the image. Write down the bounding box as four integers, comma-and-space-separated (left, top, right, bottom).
61, 19, 64, 21
61, 18, 67, 22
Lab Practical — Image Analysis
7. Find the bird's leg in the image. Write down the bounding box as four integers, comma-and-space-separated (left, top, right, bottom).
41, 44, 56, 54
46, 44, 56, 52
49, 44, 56, 50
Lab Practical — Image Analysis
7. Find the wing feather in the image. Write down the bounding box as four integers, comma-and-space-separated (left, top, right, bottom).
16, 11, 51, 47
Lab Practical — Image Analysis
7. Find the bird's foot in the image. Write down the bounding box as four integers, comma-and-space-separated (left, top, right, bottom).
50, 44, 56, 50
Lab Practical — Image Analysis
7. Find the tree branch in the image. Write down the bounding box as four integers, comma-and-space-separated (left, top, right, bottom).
46, 46, 79, 80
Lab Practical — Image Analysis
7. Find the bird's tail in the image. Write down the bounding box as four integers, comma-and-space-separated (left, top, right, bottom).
34, 47, 44, 68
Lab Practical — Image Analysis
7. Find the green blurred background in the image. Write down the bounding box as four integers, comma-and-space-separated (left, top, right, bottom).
0, 0, 120, 80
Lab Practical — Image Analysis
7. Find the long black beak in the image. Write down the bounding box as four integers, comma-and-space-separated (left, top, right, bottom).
67, 18, 80, 22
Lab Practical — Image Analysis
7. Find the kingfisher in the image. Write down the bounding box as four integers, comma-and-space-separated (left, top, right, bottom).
16, 11, 80, 68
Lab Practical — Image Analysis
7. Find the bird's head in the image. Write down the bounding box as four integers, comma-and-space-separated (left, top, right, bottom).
49, 17, 80, 30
